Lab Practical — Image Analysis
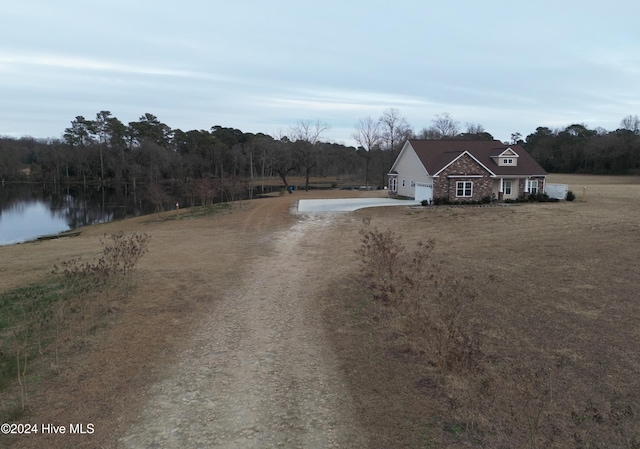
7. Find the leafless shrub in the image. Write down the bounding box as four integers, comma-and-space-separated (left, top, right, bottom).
355, 226, 435, 302
355, 226, 479, 372
354, 225, 640, 448
221, 176, 248, 202
195, 179, 219, 206
53, 232, 150, 339
9, 309, 29, 411
0, 288, 51, 410
100, 231, 150, 279
179, 178, 199, 209
0, 233, 150, 414
146, 182, 170, 212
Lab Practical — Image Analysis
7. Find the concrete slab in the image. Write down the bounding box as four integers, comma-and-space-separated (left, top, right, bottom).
297, 198, 420, 212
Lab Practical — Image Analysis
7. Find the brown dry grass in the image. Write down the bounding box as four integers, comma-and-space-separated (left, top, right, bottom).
0, 188, 382, 448
323, 174, 640, 447
1, 175, 639, 448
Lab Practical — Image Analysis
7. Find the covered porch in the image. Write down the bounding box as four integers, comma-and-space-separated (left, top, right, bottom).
492, 177, 543, 201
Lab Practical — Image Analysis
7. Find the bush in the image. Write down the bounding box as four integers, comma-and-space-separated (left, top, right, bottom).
354, 226, 480, 372
566, 190, 576, 201
433, 197, 448, 206
524, 192, 552, 202
355, 226, 436, 302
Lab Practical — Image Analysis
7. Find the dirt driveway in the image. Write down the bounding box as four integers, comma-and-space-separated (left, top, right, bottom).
1, 190, 376, 449
118, 213, 366, 448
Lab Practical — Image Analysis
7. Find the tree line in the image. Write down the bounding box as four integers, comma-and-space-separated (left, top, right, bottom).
1, 111, 639, 189
0, 111, 404, 190
520, 116, 640, 173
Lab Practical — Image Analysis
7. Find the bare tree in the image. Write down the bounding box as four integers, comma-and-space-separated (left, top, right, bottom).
431, 112, 460, 138
146, 182, 171, 213
261, 135, 302, 191
465, 122, 485, 135
620, 114, 640, 134
379, 108, 412, 152
290, 119, 331, 190
352, 116, 382, 187
290, 119, 330, 145
378, 108, 412, 187
417, 127, 441, 140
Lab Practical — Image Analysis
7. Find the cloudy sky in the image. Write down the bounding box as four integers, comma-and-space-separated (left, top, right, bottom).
1, 0, 639, 146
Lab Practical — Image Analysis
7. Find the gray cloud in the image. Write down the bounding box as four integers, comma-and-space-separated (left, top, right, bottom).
1, 0, 639, 144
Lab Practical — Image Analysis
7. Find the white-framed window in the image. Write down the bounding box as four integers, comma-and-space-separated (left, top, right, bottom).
503, 158, 514, 165
504, 180, 512, 195
456, 181, 473, 197
527, 180, 538, 194
389, 178, 397, 192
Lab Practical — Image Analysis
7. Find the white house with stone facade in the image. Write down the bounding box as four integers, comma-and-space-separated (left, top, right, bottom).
388, 139, 547, 203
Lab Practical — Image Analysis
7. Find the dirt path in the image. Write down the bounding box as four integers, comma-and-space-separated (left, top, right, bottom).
118, 212, 367, 448
1, 192, 379, 449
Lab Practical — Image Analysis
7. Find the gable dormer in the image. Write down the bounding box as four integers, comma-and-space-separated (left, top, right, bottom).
491, 147, 519, 166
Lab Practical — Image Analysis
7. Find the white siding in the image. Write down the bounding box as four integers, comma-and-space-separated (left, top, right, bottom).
394, 144, 429, 198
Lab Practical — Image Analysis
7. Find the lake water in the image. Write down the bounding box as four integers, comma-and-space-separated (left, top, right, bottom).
0, 182, 279, 246
0, 183, 156, 246
1, 201, 71, 245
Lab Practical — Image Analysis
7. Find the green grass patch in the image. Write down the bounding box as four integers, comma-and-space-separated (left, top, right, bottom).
0, 278, 63, 400
0, 278, 62, 332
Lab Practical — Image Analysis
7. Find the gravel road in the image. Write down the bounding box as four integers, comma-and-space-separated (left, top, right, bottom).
118, 213, 367, 448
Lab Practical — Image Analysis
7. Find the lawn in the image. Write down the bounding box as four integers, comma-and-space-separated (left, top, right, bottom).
323, 174, 640, 447
0, 175, 638, 448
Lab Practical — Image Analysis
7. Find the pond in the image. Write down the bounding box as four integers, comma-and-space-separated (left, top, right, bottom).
0, 182, 281, 246
0, 183, 160, 246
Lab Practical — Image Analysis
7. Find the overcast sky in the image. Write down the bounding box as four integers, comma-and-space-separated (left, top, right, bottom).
1, 0, 639, 146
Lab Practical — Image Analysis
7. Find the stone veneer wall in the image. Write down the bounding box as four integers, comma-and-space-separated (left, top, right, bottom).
518, 177, 546, 196
433, 154, 493, 201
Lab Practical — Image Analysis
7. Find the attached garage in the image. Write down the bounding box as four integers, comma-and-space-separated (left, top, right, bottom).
414, 182, 433, 202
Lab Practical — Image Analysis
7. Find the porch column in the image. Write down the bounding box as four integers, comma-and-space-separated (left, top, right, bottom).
498, 178, 504, 201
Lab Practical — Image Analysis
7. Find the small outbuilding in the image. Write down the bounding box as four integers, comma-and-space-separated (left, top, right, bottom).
388, 139, 547, 202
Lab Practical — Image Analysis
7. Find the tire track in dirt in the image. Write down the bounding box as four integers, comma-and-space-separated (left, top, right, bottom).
118, 212, 366, 448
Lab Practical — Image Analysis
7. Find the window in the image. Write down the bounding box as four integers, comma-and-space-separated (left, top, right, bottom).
402, 179, 405, 187
527, 180, 538, 194
503, 158, 513, 164
389, 178, 397, 192
504, 180, 512, 195
456, 181, 473, 197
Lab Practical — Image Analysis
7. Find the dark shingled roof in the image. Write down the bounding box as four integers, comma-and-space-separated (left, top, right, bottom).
406, 139, 547, 177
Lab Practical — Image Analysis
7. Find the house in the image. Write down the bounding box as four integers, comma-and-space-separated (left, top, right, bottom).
388, 139, 547, 203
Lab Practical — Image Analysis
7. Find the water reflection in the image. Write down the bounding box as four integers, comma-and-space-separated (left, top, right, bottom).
0, 183, 154, 245
0, 182, 281, 246
1, 201, 70, 245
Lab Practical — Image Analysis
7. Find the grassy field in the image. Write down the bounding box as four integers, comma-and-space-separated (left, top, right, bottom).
323, 174, 640, 447
0, 174, 638, 448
